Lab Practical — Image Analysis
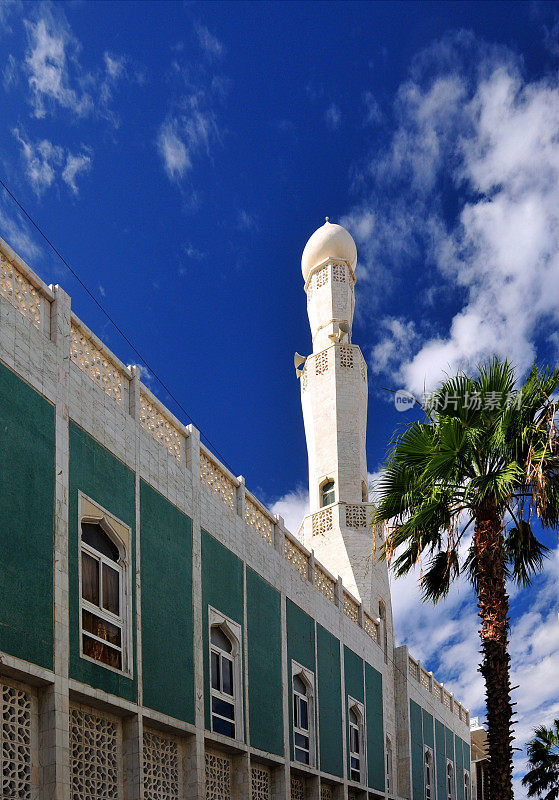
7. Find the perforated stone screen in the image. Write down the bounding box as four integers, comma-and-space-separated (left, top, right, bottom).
339, 346, 354, 369
1, 682, 34, 800
0, 252, 41, 328
251, 765, 271, 800
332, 261, 347, 282
143, 730, 180, 800
291, 776, 305, 800
315, 351, 328, 375
70, 706, 119, 800
70, 324, 123, 404
320, 784, 333, 800
205, 751, 231, 800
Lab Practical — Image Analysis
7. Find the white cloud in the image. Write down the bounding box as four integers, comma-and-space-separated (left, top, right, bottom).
370, 317, 420, 378
0, 204, 41, 261
157, 96, 218, 183
24, 13, 92, 118
270, 486, 308, 537
13, 129, 92, 196
195, 23, 224, 60
3, 53, 17, 88
13, 128, 62, 194
103, 51, 125, 80
20, 8, 127, 123
345, 33, 559, 394
61, 151, 92, 195
0, 0, 21, 34
157, 118, 190, 181
325, 102, 342, 130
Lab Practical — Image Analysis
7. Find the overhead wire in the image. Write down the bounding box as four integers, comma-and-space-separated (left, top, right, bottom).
0, 177, 237, 475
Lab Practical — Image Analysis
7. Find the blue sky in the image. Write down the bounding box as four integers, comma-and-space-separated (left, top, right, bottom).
1, 1, 559, 794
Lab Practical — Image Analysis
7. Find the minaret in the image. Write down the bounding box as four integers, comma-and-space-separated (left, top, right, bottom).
297, 219, 393, 645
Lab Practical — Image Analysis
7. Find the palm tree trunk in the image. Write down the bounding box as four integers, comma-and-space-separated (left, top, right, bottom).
474, 502, 514, 800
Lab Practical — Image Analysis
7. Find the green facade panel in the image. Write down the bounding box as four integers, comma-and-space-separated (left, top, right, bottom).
423, 709, 434, 749
69, 422, 136, 700
410, 700, 424, 800
456, 734, 464, 800
344, 646, 364, 703
436, 719, 447, 800
0, 362, 55, 669
201, 530, 244, 733
286, 599, 315, 762
140, 481, 194, 723
247, 568, 283, 756
446, 726, 455, 762
365, 663, 384, 792
344, 646, 364, 780
317, 625, 343, 778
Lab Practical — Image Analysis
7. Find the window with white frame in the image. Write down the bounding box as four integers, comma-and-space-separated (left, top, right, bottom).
424, 746, 434, 800
292, 664, 314, 766
348, 699, 365, 783
386, 736, 393, 794
447, 760, 455, 800
80, 518, 128, 672
464, 770, 470, 800
209, 611, 242, 740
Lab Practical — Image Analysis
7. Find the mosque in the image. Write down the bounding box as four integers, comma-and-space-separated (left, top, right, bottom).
0, 219, 473, 800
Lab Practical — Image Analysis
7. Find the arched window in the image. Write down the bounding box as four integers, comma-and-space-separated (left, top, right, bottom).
464, 771, 470, 800
210, 624, 236, 738
80, 521, 125, 671
292, 665, 315, 766
424, 747, 434, 800
293, 673, 310, 764
321, 480, 335, 507
447, 761, 455, 800
348, 701, 364, 783
362, 480, 368, 502
386, 736, 393, 793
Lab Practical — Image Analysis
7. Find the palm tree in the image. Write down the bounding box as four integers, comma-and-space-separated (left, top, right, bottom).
373, 358, 559, 800
522, 720, 559, 800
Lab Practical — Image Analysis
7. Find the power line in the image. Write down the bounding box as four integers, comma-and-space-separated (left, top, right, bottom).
0, 177, 237, 475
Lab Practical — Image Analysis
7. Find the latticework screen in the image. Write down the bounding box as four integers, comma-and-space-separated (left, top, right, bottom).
251, 764, 271, 800
205, 750, 232, 800
70, 706, 120, 800
143, 730, 180, 800
1, 681, 34, 800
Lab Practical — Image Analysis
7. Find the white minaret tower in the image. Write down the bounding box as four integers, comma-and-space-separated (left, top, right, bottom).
297, 219, 393, 645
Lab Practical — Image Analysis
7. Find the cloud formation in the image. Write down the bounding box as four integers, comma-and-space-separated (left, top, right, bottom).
24, 13, 93, 118
325, 102, 342, 130
157, 24, 226, 185
195, 23, 224, 60
13, 129, 92, 196
344, 32, 559, 394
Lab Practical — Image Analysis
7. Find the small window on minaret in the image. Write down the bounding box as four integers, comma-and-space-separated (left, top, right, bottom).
362, 481, 368, 502
321, 480, 335, 507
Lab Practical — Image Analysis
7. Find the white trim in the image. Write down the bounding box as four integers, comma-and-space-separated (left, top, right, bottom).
446, 758, 455, 800
464, 769, 471, 800
424, 745, 434, 800
291, 660, 315, 768
208, 607, 243, 741
77, 492, 133, 677
347, 695, 366, 785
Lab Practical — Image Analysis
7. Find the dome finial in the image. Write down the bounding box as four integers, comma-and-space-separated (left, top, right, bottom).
301, 219, 357, 281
